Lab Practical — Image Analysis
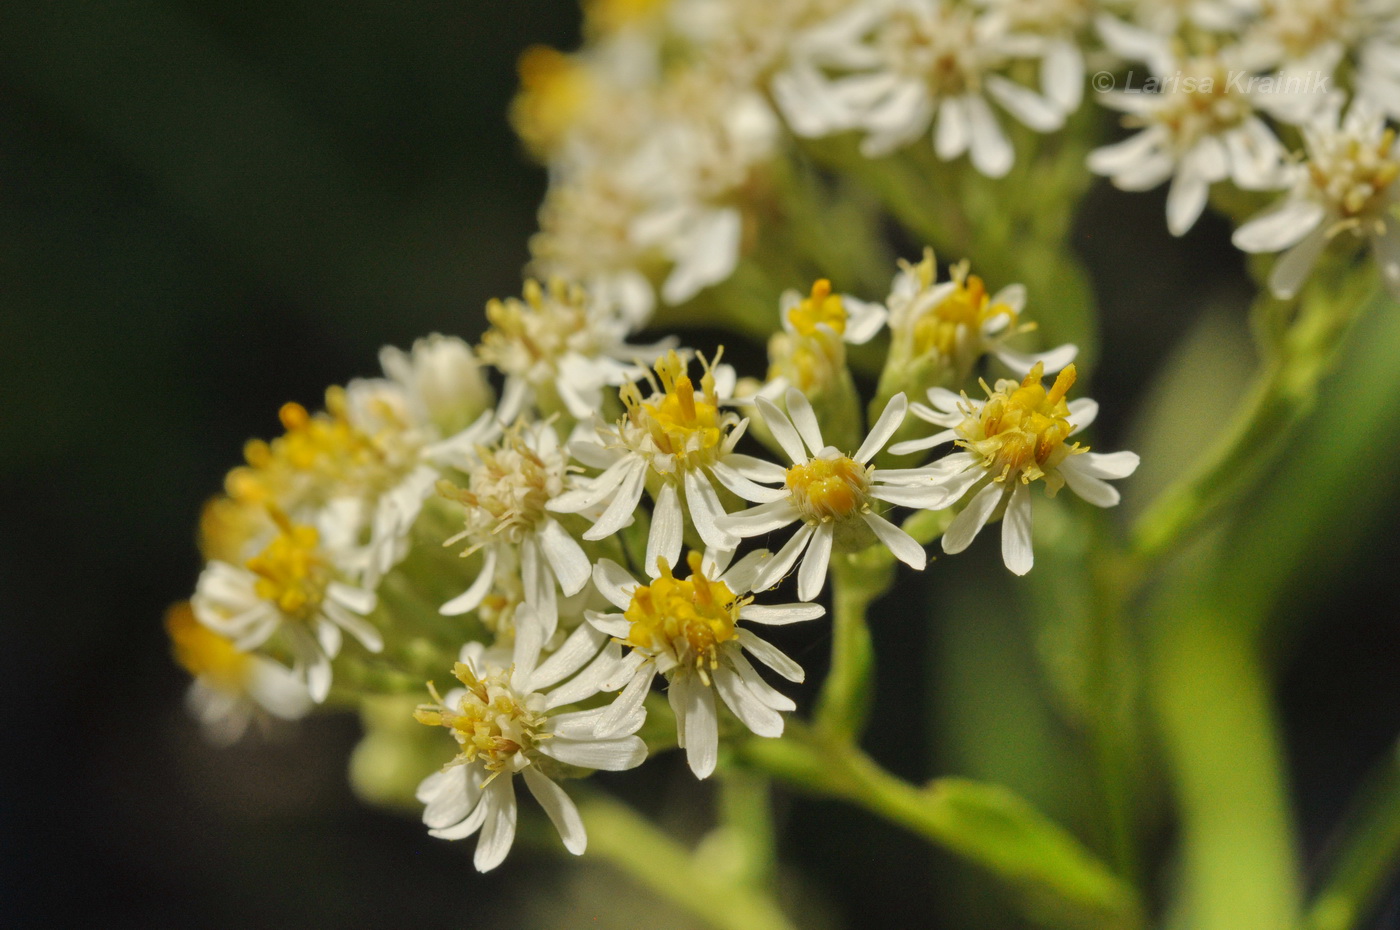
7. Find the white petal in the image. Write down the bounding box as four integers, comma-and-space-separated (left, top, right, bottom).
1001, 481, 1034, 576
647, 481, 685, 576
548, 455, 634, 513
544, 641, 624, 709
717, 498, 802, 538
595, 665, 655, 739
1043, 39, 1084, 113
1371, 221, 1400, 300
796, 523, 834, 602
1233, 199, 1326, 253
523, 768, 586, 855
985, 75, 1063, 133
322, 600, 382, 653
756, 394, 809, 464
783, 387, 826, 457
855, 393, 908, 463
993, 343, 1078, 377
420, 766, 480, 829
1058, 457, 1123, 507
538, 519, 591, 597
1078, 450, 1140, 480
737, 629, 805, 683
472, 778, 518, 872
935, 95, 970, 160
942, 480, 1005, 555
723, 453, 789, 483
738, 602, 825, 625
1269, 226, 1329, 298
583, 460, 646, 540
441, 547, 497, 616
713, 665, 784, 737
592, 558, 640, 609
870, 481, 959, 509
1166, 165, 1211, 237
1067, 397, 1099, 434
710, 460, 789, 504
965, 94, 1014, 178
671, 674, 719, 779
684, 468, 736, 551
861, 511, 927, 569
751, 523, 815, 591
539, 734, 648, 771
528, 622, 607, 693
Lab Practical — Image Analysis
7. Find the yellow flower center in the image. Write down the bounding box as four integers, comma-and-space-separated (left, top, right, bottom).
165, 601, 252, 694
439, 426, 563, 550
913, 264, 1017, 358
246, 515, 329, 620
415, 662, 547, 777
785, 455, 871, 522
787, 279, 848, 337
623, 553, 745, 684
511, 46, 594, 157
960, 362, 1083, 487
1310, 128, 1400, 220
480, 279, 594, 376
621, 350, 731, 467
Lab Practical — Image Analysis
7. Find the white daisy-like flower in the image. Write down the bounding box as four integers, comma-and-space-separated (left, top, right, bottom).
975, 0, 1098, 115
890, 362, 1139, 575
413, 625, 645, 872
478, 277, 667, 423
191, 512, 381, 703
377, 334, 494, 439
165, 601, 312, 746
758, 278, 890, 402
717, 388, 950, 601
586, 549, 825, 779
437, 420, 593, 645
1088, 22, 1295, 235
1232, 98, 1400, 299
774, 0, 1066, 177
882, 249, 1078, 391
549, 349, 760, 569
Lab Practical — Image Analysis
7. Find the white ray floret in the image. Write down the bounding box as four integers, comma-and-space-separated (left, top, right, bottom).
586, 549, 824, 779
890, 363, 1139, 575
414, 627, 643, 872
718, 388, 948, 602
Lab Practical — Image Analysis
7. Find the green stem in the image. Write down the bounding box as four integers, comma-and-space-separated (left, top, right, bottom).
743, 723, 1143, 929
576, 791, 797, 930
815, 549, 888, 741
1147, 593, 1301, 930
1305, 739, 1400, 930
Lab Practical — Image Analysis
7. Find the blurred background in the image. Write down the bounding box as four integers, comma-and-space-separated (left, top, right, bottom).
2, 2, 1398, 928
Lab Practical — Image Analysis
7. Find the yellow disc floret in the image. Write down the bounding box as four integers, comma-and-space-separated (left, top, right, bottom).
623, 552, 747, 685
438, 424, 565, 553
166, 601, 253, 694
787, 279, 848, 337
245, 513, 330, 620
959, 362, 1084, 492
912, 261, 1019, 359
415, 662, 548, 780
619, 350, 735, 470
785, 455, 872, 522
511, 46, 595, 159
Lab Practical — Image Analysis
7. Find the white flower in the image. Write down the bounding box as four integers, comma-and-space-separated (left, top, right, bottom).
438, 420, 593, 644
585, 550, 824, 779
882, 249, 1078, 389
414, 625, 644, 872
549, 349, 756, 568
478, 278, 667, 423
717, 388, 949, 601
191, 514, 381, 702
1088, 23, 1294, 235
890, 363, 1139, 575
757, 278, 890, 402
1232, 98, 1400, 299
774, 0, 1066, 177
166, 601, 311, 746
975, 0, 1097, 114
377, 334, 494, 438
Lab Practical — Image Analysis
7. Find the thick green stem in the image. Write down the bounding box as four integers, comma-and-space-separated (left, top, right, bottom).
743, 724, 1143, 929
1148, 594, 1301, 930
815, 549, 889, 740
576, 791, 797, 930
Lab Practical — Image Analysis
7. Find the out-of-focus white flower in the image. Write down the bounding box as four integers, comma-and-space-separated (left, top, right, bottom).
377, 334, 493, 439
550, 350, 756, 568
1233, 98, 1400, 299
774, 0, 1066, 177
1088, 21, 1298, 235
882, 249, 1078, 390
586, 550, 824, 779
976, 0, 1098, 114
479, 278, 667, 423
438, 420, 593, 645
891, 363, 1139, 575
718, 388, 948, 601
191, 512, 381, 702
414, 627, 644, 872
166, 601, 311, 745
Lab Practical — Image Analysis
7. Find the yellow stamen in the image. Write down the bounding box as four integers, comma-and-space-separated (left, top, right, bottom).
913, 262, 1018, 359
414, 662, 547, 774
785, 455, 871, 522
787, 279, 849, 337
960, 362, 1084, 489
245, 513, 329, 619
165, 601, 253, 694
623, 552, 746, 685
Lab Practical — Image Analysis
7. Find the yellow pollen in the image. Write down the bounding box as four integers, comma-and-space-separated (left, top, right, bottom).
624, 350, 729, 464
165, 601, 252, 694
961, 362, 1083, 486
785, 455, 871, 521
414, 662, 546, 775
245, 513, 329, 620
623, 553, 745, 685
787, 279, 849, 337
913, 264, 1018, 358
511, 46, 594, 156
